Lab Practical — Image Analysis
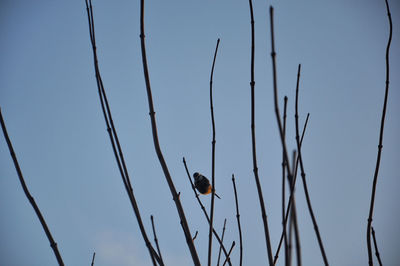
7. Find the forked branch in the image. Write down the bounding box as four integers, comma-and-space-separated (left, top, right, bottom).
294, 64, 328, 264
371, 227, 383, 266
151, 215, 165, 265
273, 112, 309, 264
217, 219, 227, 266
183, 157, 232, 266
85, 1, 159, 264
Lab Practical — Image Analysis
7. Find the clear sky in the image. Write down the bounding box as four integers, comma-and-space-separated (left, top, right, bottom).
1, 0, 399, 265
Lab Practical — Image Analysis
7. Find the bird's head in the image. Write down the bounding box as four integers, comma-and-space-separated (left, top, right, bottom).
193, 172, 199, 179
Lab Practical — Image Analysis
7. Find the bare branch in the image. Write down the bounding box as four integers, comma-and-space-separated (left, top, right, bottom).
91, 252, 96, 266
269, 8, 301, 264
273, 112, 309, 264
249, 1, 274, 264
289, 150, 302, 266
151, 215, 165, 266
84, 1, 159, 265
139, 0, 200, 264
222, 242, 236, 266
183, 157, 232, 266
371, 227, 383, 266
294, 64, 328, 264
0, 108, 65, 266
192, 231, 199, 241
366, 0, 392, 264
282, 96, 289, 265
217, 219, 227, 266
232, 174, 243, 266
208, 38, 220, 266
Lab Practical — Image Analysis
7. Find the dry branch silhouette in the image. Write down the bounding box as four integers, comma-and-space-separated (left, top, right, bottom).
90, 252, 95, 266
216, 219, 227, 266
232, 174, 243, 266
289, 151, 302, 266
139, 0, 201, 264
0, 109, 65, 266
366, 0, 392, 265
151, 215, 165, 266
85, 0, 159, 264
183, 157, 232, 266
294, 64, 328, 265
248, 1, 274, 264
371, 227, 383, 266
281, 96, 289, 266
208, 38, 220, 266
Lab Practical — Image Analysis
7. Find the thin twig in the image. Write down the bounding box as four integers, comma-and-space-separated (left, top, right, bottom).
208, 38, 220, 266
288, 200, 293, 266
269, 7, 314, 264
217, 219, 227, 266
282, 96, 289, 266
91, 252, 96, 266
294, 64, 328, 264
151, 215, 165, 265
192, 231, 199, 241
285, 114, 309, 266
84, 1, 159, 265
367, 0, 392, 265
0, 109, 65, 265
222, 242, 236, 266
139, 1, 200, 264
371, 227, 383, 266
289, 150, 301, 266
273, 112, 309, 264
269, 7, 300, 264
269, 5, 294, 193
232, 174, 243, 266
249, 1, 273, 264
183, 157, 232, 266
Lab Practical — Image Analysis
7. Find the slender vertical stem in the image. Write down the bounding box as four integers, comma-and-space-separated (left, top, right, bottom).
269, 6, 294, 187
139, 1, 200, 265
371, 227, 383, 266
248, 1, 273, 264
85, 1, 159, 265
282, 96, 289, 266
273, 113, 309, 264
295, 64, 328, 265
151, 215, 165, 266
0, 109, 65, 266
217, 219, 227, 266
91, 252, 96, 266
232, 174, 243, 266
367, 0, 392, 265
288, 202, 293, 266
269, 9, 304, 263
289, 151, 302, 266
208, 38, 220, 266
183, 157, 232, 266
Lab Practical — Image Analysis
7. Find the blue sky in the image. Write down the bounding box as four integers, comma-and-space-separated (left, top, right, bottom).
1, 0, 399, 265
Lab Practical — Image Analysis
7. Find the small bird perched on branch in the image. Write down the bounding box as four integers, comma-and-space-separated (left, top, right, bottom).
193, 172, 221, 199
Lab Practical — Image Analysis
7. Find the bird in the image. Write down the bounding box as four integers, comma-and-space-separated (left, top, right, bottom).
193, 172, 221, 199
